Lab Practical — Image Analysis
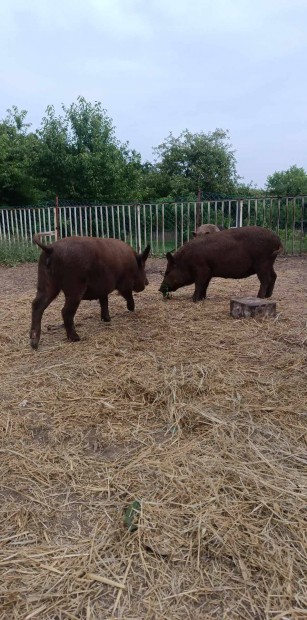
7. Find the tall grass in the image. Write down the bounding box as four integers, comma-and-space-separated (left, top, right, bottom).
0, 239, 40, 266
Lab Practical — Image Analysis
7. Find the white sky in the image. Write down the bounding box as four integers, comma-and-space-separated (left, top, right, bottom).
1, 0, 306, 187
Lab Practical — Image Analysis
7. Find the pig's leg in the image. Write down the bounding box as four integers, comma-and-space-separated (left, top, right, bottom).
99, 295, 111, 322
62, 295, 83, 341
120, 290, 135, 311
192, 275, 211, 302
257, 267, 272, 298
30, 286, 60, 349
264, 267, 277, 298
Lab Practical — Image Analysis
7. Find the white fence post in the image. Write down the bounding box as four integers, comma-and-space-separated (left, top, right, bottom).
137, 204, 141, 253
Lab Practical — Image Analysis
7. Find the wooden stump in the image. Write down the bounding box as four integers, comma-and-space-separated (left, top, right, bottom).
230, 297, 276, 319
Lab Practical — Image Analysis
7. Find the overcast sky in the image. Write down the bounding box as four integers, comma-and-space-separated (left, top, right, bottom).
1, 0, 306, 188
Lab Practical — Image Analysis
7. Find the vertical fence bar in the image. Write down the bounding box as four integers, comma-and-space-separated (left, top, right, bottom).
23, 209, 27, 242
127, 205, 131, 246
33, 209, 38, 235
221, 201, 225, 227
55, 195, 59, 240
66, 206, 70, 235
149, 205, 153, 251
27, 209, 33, 242
299, 196, 304, 254
105, 207, 110, 238
269, 199, 272, 230
99, 206, 104, 237
62, 208, 67, 238
84, 206, 89, 237
277, 199, 280, 236
193, 202, 197, 232
155, 204, 159, 254
228, 201, 231, 227
78, 207, 82, 236
0, 211, 4, 240
247, 200, 251, 226
116, 205, 121, 239
110, 205, 115, 238
0, 210, 4, 240
161, 203, 165, 255
143, 204, 147, 248
285, 198, 288, 253
214, 201, 218, 225
19, 209, 23, 241
38, 208, 42, 234
136, 205, 141, 253
300, 197, 304, 255
10, 210, 14, 240
14, 210, 19, 240
181, 203, 184, 246
201, 202, 203, 225
5, 210, 10, 241
89, 207, 93, 237
121, 206, 126, 243
42, 209, 46, 238
72, 208, 77, 236
187, 203, 190, 240
47, 208, 52, 242
207, 201, 211, 224
291, 198, 295, 255
174, 203, 178, 250
94, 206, 98, 237
134, 207, 137, 249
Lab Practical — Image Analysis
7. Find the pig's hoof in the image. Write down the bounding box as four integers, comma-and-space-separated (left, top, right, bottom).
102, 315, 111, 322
30, 338, 39, 350
68, 333, 81, 342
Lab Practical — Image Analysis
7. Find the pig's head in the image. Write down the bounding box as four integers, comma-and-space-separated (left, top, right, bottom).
133, 245, 150, 292
159, 252, 192, 296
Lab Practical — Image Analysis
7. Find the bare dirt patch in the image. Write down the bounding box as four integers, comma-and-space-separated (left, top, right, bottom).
0, 256, 306, 619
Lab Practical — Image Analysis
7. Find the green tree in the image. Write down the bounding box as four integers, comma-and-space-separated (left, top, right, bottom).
36, 97, 143, 203
0, 107, 42, 205
266, 165, 307, 196
151, 129, 238, 200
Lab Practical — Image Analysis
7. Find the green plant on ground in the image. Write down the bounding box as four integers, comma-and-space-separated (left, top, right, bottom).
0, 239, 40, 266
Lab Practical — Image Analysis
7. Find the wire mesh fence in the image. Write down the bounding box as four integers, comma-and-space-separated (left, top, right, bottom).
1, 196, 307, 257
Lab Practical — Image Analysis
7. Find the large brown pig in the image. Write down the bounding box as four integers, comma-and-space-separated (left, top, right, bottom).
30, 236, 150, 349
159, 226, 282, 302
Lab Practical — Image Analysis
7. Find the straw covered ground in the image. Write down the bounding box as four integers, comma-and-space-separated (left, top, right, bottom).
0, 256, 307, 620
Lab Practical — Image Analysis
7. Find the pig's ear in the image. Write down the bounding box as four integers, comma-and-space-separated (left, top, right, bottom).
166, 252, 174, 264
141, 245, 150, 263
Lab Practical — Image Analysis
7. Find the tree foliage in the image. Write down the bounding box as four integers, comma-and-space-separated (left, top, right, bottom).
150, 129, 238, 200
36, 97, 143, 202
0, 107, 42, 205
266, 165, 307, 196
1, 97, 305, 208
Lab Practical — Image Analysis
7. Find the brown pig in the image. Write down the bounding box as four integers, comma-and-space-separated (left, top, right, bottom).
30, 235, 150, 349
159, 226, 282, 302
192, 223, 221, 236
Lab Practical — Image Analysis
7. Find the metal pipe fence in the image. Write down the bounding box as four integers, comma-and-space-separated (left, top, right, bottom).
0, 197, 307, 255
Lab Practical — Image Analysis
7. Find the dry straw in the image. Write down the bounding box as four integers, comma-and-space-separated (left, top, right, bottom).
0, 256, 306, 619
